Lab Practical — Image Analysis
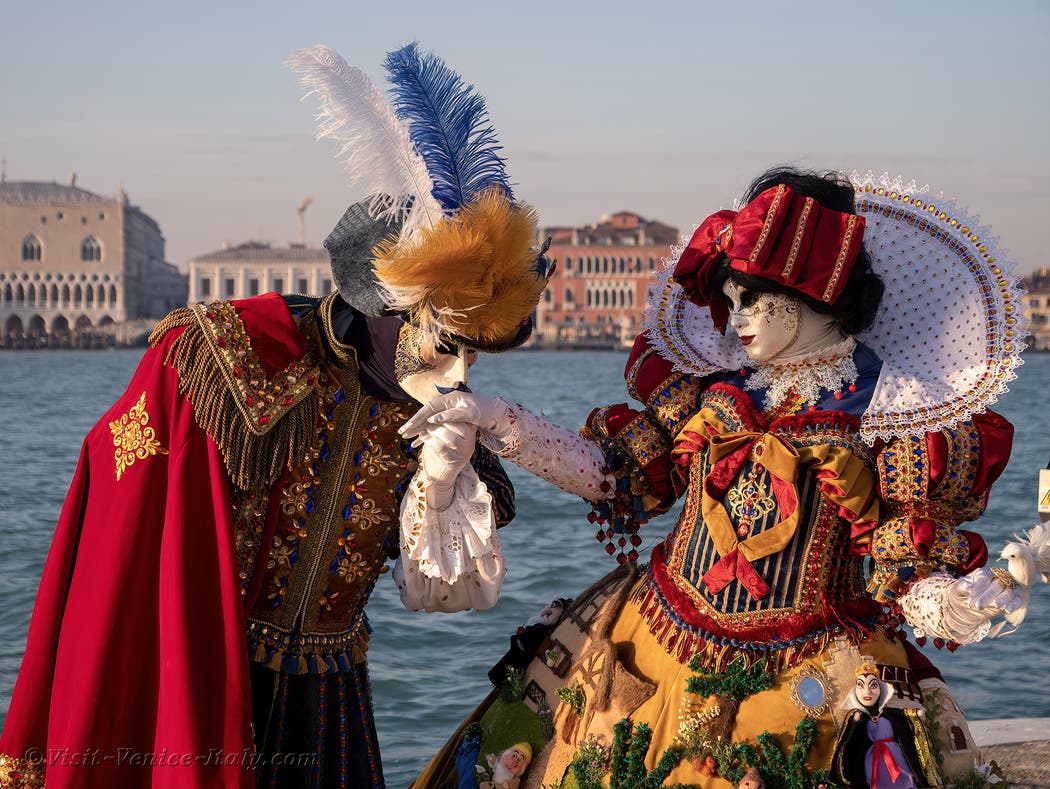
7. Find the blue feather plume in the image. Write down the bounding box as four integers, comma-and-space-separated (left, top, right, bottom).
384, 43, 513, 212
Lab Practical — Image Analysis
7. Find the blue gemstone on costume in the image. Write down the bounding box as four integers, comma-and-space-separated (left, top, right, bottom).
320, 445, 330, 460
335, 388, 344, 404
369, 403, 379, 417
305, 499, 315, 514
343, 503, 351, 520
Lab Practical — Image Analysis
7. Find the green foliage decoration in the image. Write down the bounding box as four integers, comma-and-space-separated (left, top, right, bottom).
685, 654, 775, 702
710, 718, 839, 789
556, 683, 586, 716
500, 666, 526, 703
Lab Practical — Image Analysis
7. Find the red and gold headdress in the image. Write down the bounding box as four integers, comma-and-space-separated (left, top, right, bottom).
671, 184, 866, 332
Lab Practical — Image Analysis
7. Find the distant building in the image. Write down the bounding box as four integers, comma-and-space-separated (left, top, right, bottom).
187, 242, 333, 304
1023, 267, 1050, 351
535, 211, 679, 348
0, 176, 186, 348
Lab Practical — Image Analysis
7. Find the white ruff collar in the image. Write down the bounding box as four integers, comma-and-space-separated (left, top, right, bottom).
744, 336, 858, 411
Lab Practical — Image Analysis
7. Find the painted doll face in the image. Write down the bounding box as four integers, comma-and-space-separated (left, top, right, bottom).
722, 280, 800, 363
501, 747, 530, 775
394, 323, 478, 404
855, 673, 882, 707
538, 600, 565, 626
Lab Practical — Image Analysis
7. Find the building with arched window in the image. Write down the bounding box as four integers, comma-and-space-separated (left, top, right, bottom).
1, 176, 187, 347
534, 211, 678, 348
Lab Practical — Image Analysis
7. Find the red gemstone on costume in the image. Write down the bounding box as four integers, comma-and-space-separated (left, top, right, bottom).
599, 481, 612, 493
604, 543, 616, 555
849, 383, 857, 392
834, 391, 843, 400
627, 550, 639, 562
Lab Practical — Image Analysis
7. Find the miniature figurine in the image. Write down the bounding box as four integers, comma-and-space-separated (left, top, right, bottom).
488, 599, 572, 687
830, 663, 935, 788
738, 766, 766, 789
481, 742, 533, 789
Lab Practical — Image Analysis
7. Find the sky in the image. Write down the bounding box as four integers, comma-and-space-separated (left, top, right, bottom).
2, 0, 1048, 275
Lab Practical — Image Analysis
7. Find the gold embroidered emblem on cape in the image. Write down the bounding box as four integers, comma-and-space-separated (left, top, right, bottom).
109, 391, 168, 481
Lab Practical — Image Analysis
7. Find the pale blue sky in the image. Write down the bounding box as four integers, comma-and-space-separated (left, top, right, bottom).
2, 0, 1048, 274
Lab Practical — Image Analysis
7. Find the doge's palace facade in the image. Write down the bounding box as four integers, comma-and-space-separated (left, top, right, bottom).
0, 176, 186, 347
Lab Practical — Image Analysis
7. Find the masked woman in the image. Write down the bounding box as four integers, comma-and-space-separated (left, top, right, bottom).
403, 167, 1029, 787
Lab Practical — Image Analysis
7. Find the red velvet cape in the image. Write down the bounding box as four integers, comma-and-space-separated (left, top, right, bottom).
0, 294, 308, 788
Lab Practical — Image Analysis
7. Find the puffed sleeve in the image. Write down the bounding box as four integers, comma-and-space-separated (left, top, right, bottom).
581, 333, 704, 528
867, 410, 1013, 601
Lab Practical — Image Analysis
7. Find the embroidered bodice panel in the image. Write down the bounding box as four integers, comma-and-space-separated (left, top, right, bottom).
241, 317, 419, 672
652, 383, 879, 633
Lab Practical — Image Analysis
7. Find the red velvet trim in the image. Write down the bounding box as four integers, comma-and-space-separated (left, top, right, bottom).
971, 410, 1014, 493
229, 292, 308, 377
909, 517, 937, 558
958, 529, 988, 572
624, 333, 678, 403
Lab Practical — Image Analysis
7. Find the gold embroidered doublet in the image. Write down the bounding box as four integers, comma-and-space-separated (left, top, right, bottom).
242, 300, 418, 673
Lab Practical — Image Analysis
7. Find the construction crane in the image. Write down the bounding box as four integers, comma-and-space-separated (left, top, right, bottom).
297, 197, 313, 245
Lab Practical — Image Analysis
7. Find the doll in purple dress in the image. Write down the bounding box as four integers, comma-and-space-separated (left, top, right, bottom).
830, 662, 937, 788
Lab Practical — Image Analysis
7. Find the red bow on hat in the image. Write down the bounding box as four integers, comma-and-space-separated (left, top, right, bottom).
672, 184, 866, 332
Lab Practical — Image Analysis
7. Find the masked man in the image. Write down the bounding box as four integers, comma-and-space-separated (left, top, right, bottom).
0, 44, 551, 789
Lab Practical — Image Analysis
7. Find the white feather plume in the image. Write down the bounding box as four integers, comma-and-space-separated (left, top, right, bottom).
286, 45, 443, 241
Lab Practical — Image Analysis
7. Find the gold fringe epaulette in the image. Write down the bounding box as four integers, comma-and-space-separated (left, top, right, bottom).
150, 301, 320, 492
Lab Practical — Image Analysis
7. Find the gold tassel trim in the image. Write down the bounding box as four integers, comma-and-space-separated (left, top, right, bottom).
150, 302, 320, 492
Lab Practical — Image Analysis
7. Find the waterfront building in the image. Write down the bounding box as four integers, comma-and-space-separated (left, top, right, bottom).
535, 211, 679, 348
1023, 267, 1050, 351
187, 242, 332, 304
0, 176, 186, 347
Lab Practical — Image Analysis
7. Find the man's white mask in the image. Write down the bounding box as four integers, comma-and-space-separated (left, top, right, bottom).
394, 323, 476, 404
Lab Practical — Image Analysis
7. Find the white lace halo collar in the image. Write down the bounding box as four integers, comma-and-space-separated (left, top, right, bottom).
642, 171, 1028, 444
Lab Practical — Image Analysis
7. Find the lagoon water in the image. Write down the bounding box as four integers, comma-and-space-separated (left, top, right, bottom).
0, 349, 1048, 786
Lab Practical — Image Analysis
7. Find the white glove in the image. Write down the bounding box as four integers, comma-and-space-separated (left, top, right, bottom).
400, 391, 512, 446
416, 420, 478, 511
898, 568, 1027, 644
400, 392, 615, 501
957, 567, 1025, 612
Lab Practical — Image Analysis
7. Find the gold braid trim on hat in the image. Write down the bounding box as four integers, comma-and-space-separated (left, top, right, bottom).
371, 187, 543, 353
150, 301, 320, 492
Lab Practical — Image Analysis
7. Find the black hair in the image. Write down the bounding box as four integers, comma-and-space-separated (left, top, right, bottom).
711, 166, 884, 336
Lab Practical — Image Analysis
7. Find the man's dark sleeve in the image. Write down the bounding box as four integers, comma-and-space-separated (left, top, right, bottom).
471, 443, 516, 527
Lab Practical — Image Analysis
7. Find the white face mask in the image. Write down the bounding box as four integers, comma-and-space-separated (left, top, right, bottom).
395, 324, 477, 404
722, 280, 845, 363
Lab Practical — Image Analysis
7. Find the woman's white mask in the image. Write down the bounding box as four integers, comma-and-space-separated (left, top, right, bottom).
722, 280, 844, 363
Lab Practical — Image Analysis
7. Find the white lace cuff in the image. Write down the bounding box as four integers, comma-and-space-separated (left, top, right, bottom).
479, 402, 614, 501
897, 571, 992, 644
